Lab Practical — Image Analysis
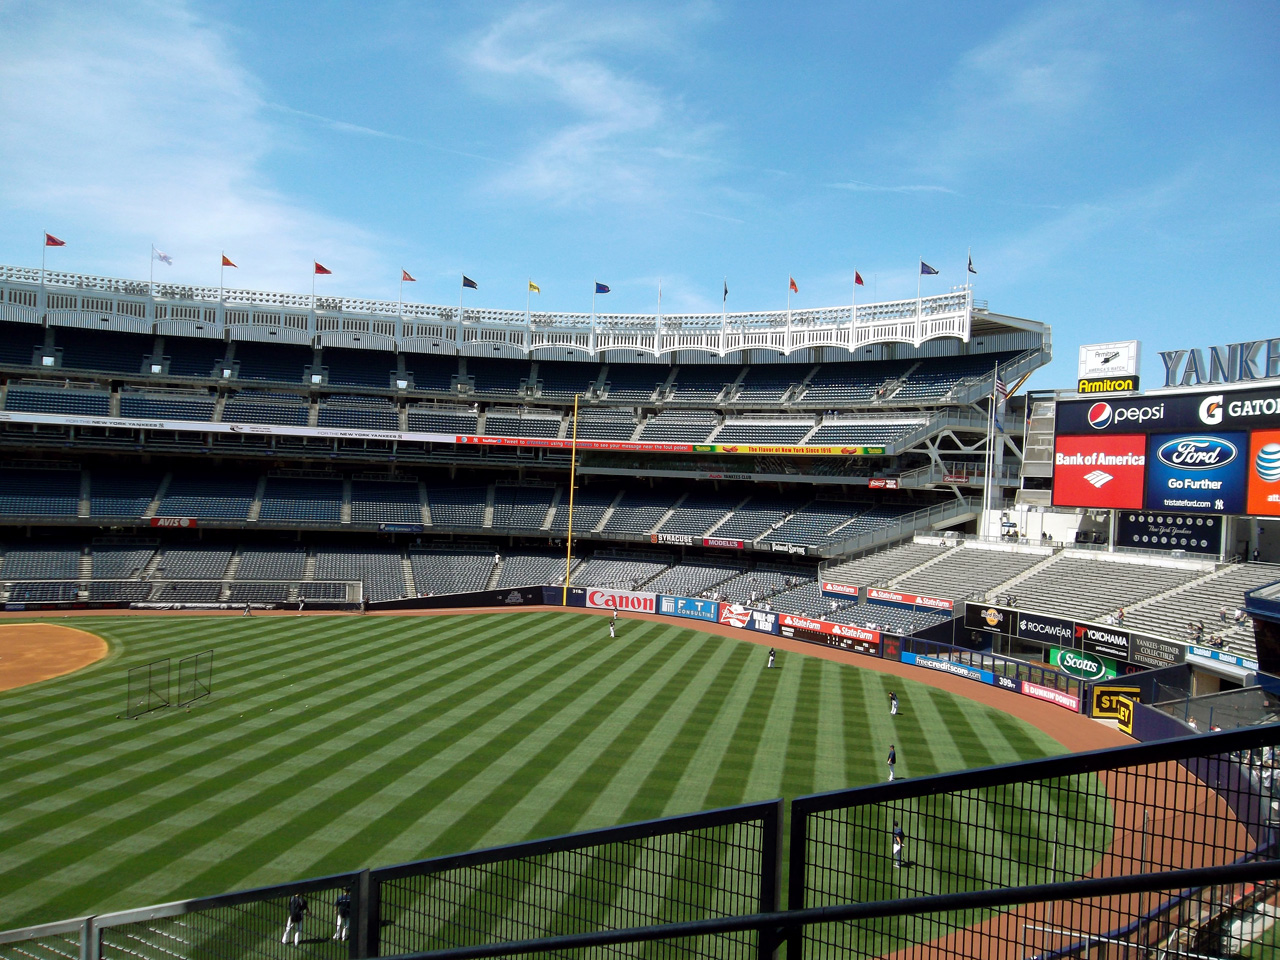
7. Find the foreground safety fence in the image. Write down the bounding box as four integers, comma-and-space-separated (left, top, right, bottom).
5, 730, 1280, 960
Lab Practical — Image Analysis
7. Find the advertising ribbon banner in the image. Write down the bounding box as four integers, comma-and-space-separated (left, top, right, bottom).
819, 581, 860, 599
865, 587, 954, 611
657, 595, 720, 622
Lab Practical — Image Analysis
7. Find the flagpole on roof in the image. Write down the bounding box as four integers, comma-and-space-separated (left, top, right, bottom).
720, 277, 727, 356
916, 257, 922, 320
150, 244, 155, 297
591, 281, 597, 355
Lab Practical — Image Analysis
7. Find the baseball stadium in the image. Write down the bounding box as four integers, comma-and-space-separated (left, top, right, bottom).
1, 265, 1279, 960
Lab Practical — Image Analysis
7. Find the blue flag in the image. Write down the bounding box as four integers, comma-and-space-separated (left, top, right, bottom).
595, 282, 610, 294
920, 261, 939, 276
462, 275, 478, 289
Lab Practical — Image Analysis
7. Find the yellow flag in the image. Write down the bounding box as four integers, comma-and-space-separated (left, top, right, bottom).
528, 280, 540, 293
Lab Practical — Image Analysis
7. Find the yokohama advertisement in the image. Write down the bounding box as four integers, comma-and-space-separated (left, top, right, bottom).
865, 587, 954, 611
585, 588, 656, 612
1052, 434, 1147, 508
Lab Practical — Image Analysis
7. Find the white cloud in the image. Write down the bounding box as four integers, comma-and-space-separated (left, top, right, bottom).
464, 4, 719, 206
828, 180, 956, 195
0, 0, 381, 292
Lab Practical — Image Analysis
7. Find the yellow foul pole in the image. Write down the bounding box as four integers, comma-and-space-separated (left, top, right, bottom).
562, 393, 580, 605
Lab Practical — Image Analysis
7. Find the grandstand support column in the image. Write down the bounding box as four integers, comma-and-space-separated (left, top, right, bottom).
563, 393, 580, 604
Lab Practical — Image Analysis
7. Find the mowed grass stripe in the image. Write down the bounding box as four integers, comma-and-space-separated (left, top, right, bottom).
0, 613, 1070, 928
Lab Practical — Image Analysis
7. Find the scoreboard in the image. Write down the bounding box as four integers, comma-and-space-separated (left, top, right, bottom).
1053, 385, 1280, 518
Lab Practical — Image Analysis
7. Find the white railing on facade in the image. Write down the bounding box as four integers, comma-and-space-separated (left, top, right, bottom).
0, 264, 975, 359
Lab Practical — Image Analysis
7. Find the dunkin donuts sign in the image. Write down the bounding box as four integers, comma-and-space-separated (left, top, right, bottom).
585, 589, 655, 613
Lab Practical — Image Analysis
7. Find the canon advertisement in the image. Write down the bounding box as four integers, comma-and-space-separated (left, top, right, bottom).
1116, 513, 1221, 555
1052, 434, 1147, 509
584, 588, 656, 613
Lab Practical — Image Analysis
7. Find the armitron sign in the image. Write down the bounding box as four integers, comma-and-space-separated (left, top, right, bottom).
1078, 376, 1139, 394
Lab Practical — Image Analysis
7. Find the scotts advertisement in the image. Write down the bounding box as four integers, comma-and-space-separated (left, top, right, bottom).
717, 603, 779, 634
1116, 512, 1222, 555
1247, 429, 1280, 517
778, 613, 881, 657
1075, 622, 1130, 660
1056, 385, 1280, 435
657, 595, 720, 622
865, 587, 954, 611
1144, 433, 1248, 514
964, 602, 1016, 634
1052, 434, 1147, 509
585, 588, 656, 613
1050, 647, 1117, 681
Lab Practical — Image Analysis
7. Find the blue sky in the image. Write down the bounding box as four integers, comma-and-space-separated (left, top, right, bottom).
1, 1, 1276, 389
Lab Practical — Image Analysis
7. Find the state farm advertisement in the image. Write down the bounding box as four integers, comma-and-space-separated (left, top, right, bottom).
819, 581, 860, 598
778, 614, 880, 656
865, 587, 954, 611
585, 588, 655, 613
1247, 429, 1280, 517
1052, 434, 1147, 508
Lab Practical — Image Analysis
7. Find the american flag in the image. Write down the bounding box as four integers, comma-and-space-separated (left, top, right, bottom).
994, 375, 1008, 401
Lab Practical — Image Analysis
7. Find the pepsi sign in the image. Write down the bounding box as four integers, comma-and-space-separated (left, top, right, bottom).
1086, 401, 1165, 430
1144, 432, 1247, 514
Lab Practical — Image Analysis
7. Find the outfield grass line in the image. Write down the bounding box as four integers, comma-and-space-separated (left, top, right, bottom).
702, 656, 783, 810
776, 656, 822, 799
741, 648, 805, 802
814, 659, 849, 792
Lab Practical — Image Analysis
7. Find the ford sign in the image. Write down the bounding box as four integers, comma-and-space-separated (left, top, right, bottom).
1155, 436, 1237, 470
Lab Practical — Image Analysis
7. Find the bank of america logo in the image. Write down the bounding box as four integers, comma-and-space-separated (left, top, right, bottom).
1084, 470, 1114, 488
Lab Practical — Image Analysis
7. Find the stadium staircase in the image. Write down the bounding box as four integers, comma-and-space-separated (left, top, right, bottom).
542, 488, 561, 530
649, 493, 687, 535
485, 560, 502, 591
248, 477, 266, 522
77, 470, 90, 518
593, 491, 625, 532
418, 481, 431, 525
401, 554, 417, 596
981, 549, 1063, 600
142, 474, 170, 519
882, 541, 958, 585
482, 485, 495, 529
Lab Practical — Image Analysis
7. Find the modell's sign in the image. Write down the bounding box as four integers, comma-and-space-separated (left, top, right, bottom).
865, 587, 953, 611
585, 588, 655, 613
702, 537, 744, 549
151, 517, 198, 528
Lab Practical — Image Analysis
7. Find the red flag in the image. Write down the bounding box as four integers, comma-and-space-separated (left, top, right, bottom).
855, 271, 864, 286
222, 255, 237, 268
45, 233, 66, 247
401, 270, 416, 282
314, 262, 332, 275
788, 276, 798, 293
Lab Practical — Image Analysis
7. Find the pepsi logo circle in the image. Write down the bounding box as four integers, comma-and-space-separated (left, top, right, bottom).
1258, 443, 1280, 483
1087, 402, 1113, 429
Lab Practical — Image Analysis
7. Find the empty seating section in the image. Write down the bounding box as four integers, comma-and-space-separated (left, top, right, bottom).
801, 360, 910, 404
548, 488, 616, 532
711, 497, 809, 542
57, 329, 152, 374
6, 385, 110, 416
822, 541, 951, 586
638, 411, 717, 442
322, 348, 396, 388
0, 321, 42, 365
314, 547, 403, 601
602, 491, 673, 534
91, 546, 155, 578
406, 406, 478, 434
656, 492, 741, 536
154, 547, 233, 579
470, 359, 531, 398
88, 581, 153, 601
228, 582, 292, 602
236, 547, 307, 581
427, 487, 488, 527
90, 472, 158, 516
163, 336, 228, 378
0, 546, 80, 579
645, 561, 742, 596
893, 352, 1019, 403
857, 602, 952, 633
351, 481, 422, 523
317, 397, 398, 430
768, 580, 831, 618
409, 549, 492, 595
1112, 563, 1280, 657
492, 486, 554, 529
259, 477, 343, 522
161, 475, 257, 519
496, 552, 573, 588
602, 367, 663, 402
484, 413, 561, 438
668, 366, 729, 403
892, 545, 1048, 601
0, 469, 80, 516
572, 408, 636, 440
717, 567, 813, 603
761, 500, 870, 545
7, 582, 78, 602
536, 363, 600, 400
299, 582, 348, 601
840, 504, 915, 538
1007, 556, 1203, 621
401, 354, 457, 393
120, 393, 215, 420
233, 343, 311, 383
713, 420, 811, 444
154, 582, 223, 602
222, 393, 309, 425
808, 419, 922, 445
570, 555, 670, 588
734, 367, 801, 404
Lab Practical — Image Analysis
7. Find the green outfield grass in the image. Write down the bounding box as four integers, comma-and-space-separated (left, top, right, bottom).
0, 611, 1072, 929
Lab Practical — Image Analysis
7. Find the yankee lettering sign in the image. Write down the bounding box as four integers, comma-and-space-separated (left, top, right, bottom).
1160, 339, 1280, 388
